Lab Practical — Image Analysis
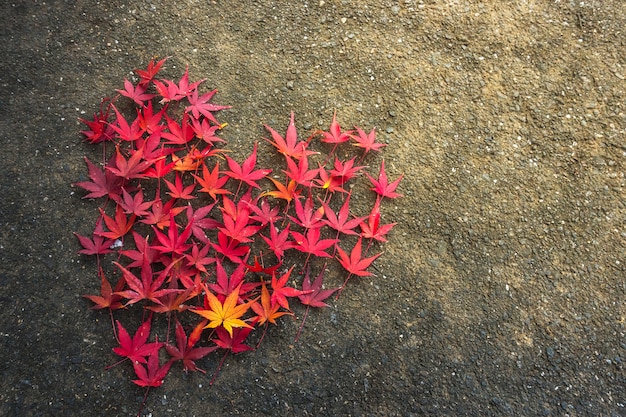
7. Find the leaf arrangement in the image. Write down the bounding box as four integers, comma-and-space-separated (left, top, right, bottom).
74, 58, 403, 410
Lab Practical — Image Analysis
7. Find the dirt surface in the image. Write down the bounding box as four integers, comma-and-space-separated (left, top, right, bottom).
1, 1, 625, 416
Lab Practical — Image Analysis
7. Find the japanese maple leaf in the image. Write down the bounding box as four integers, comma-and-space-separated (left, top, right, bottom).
329, 156, 364, 185
106, 146, 154, 180
153, 67, 204, 103
82, 268, 125, 310
162, 113, 195, 145
244, 256, 282, 275
247, 197, 281, 226
315, 163, 346, 194
191, 284, 255, 337
151, 213, 194, 255
264, 177, 300, 203
218, 206, 260, 243
193, 161, 231, 200
164, 173, 196, 200
320, 110, 352, 144
298, 267, 339, 308
283, 154, 319, 187
185, 88, 231, 125
359, 198, 396, 242
136, 100, 165, 134
290, 228, 338, 259
132, 349, 172, 387
212, 326, 253, 354
109, 105, 143, 142
74, 218, 115, 256
211, 231, 250, 264
350, 126, 386, 154
118, 187, 153, 217
75, 157, 124, 200
336, 237, 382, 278
224, 143, 272, 189
251, 284, 292, 326
320, 193, 366, 236
191, 117, 226, 145
264, 112, 317, 160
288, 195, 325, 229
208, 260, 258, 300
185, 204, 220, 243
166, 320, 217, 373
79, 100, 115, 144
270, 267, 308, 310
116, 78, 155, 106
184, 241, 215, 274
295, 267, 339, 341
134, 57, 168, 86
112, 318, 163, 364
261, 221, 293, 261
96, 206, 135, 240
365, 159, 404, 199
140, 198, 185, 230
113, 249, 179, 306
120, 231, 160, 268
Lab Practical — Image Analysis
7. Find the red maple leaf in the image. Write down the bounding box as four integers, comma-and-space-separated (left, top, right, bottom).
365, 159, 404, 199
270, 267, 308, 310
336, 237, 382, 278
164, 172, 196, 200
251, 284, 292, 326
261, 221, 293, 261
328, 156, 364, 185
134, 57, 168, 86
264, 112, 317, 160
116, 78, 155, 106
320, 193, 366, 236
109, 105, 143, 142
320, 110, 352, 144
151, 213, 194, 255
264, 178, 300, 203
79, 99, 115, 144
350, 126, 386, 154
132, 349, 172, 387
359, 197, 396, 242
136, 101, 165, 135
224, 143, 272, 189
290, 228, 338, 259
166, 320, 218, 373
193, 161, 231, 200
162, 112, 195, 145
118, 187, 153, 217
288, 195, 325, 230
283, 154, 319, 187
106, 146, 154, 180
212, 326, 254, 354
97, 206, 136, 240
185, 204, 219, 244
185, 88, 231, 125
211, 231, 250, 264
113, 249, 179, 306
112, 318, 163, 364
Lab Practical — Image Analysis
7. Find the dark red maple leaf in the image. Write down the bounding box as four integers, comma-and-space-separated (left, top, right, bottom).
151, 213, 194, 255
106, 146, 154, 180
75, 157, 124, 200
211, 231, 250, 264
118, 187, 153, 217
109, 105, 143, 142
83, 268, 125, 310
295, 267, 339, 342
136, 101, 165, 135
212, 326, 254, 354
79, 99, 115, 144
132, 349, 172, 388
162, 112, 195, 145
74, 218, 115, 256
166, 320, 217, 373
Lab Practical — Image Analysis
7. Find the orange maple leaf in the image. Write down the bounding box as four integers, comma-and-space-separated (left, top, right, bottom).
191, 284, 255, 337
